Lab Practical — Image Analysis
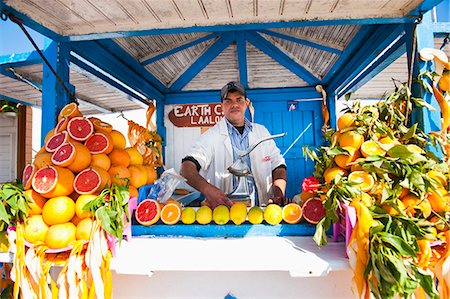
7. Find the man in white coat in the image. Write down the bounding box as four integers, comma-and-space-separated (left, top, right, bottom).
180, 81, 287, 209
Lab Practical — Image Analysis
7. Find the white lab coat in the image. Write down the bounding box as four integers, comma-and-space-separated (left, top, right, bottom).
187, 118, 285, 205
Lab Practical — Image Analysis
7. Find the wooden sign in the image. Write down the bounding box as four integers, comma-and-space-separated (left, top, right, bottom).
168, 103, 223, 127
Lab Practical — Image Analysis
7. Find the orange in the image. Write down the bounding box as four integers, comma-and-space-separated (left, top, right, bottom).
128, 165, 147, 188
90, 153, 111, 171
337, 113, 356, 131
42, 196, 76, 225
360, 140, 386, 157
399, 187, 410, 199
24, 189, 47, 216
58, 102, 82, 121
330, 131, 340, 146
334, 147, 360, 170
76, 218, 93, 240
145, 166, 158, 184
24, 215, 49, 244
33, 152, 53, 169
350, 158, 365, 172
438, 70, 450, 92
71, 214, 82, 226
300, 191, 314, 203
160, 203, 181, 225
44, 222, 76, 249
338, 131, 364, 149
128, 185, 139, 198
401, 194, 432, 218
379, 136, 400, 145
108, 165, 131, 186
324, 167, 347, 184
125, 147, 144, 165
67, 142, 92, 173
108, 149, 131, 167
43, 129, 55, 145
428, 170, 448, 188
282, 203, 302, 224
427, 188, 450, 213
90, 117, 113, 133
382, 200, 406, 215
110, 130, 127, 150
75, 194, 97, 219
348, 171, 374, 192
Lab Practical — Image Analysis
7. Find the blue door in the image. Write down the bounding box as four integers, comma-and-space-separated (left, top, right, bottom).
252, 100, 324, 198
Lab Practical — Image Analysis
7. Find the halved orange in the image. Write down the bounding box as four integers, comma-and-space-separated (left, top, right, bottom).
58, 102, 82, 121
282, 203, 302, 224
348, 171, 374, 192
360, 140, 386, 157
160, 203, 181, 225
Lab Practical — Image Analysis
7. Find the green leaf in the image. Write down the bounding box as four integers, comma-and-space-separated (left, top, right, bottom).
95, 207, 115, 237
402, 124, 417, 141
415, 267, 439, 299
313, 217, 328, 247
378, 232, 416, 256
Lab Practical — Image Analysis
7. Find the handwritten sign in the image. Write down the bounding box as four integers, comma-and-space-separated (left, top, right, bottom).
168, 103, 223, 127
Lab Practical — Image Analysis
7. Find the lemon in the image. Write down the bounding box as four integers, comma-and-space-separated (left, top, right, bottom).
230, 202, 247, 225
213, 205, 230, 225
264, 204, 283, 225
181, 207, 196, 224
196, 206, 212, 225
247, 206, 264, 224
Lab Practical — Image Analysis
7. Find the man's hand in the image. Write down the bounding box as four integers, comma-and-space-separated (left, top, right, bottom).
202, 184, 234, 209
268, 196, 291, 206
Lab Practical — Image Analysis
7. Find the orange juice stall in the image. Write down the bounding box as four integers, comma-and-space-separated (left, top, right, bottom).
1, 0, 450, 298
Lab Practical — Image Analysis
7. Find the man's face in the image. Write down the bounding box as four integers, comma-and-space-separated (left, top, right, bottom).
221, 91, 249, 126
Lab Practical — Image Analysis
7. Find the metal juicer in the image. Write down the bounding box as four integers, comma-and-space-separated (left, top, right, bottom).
227, 132, 286, 205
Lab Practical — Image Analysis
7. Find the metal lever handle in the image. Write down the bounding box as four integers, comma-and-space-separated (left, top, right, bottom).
238, 132, 287, 158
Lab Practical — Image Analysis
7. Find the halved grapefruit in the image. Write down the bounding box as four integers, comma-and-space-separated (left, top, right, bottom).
52, 142, 92, 173
45, 131, 70, 153
51, 143, 77, 167
58, 102, 82, 121
135, 199, 161, 226
22, 163, 36, 190
67, 117, 94, 142
85, 132, 113, 155
55, 117, 69, 133
32, 166, 75, 198
302, 198, 326, 224
73, 166, 111, 195
282, 203, 303, 224
90, 117, 113, 133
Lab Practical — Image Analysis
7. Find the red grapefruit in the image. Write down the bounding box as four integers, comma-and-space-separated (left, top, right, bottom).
55, 117, 69, 133
67, 117, 94, 142
135, 199, 160, 226
52, 142, 92, 173
45, 131, 70, 153
302, 198, 326, 224
51, 142, 77, 167
31, 166, 75, 198
73, 166, 111, 195
22, 163, 36, 190
84, 132, 113, 154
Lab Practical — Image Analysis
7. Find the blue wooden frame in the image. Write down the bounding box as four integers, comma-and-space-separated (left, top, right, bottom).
0, 92, 37, 107
235, 31, 248, 88
0, 50, 42, 67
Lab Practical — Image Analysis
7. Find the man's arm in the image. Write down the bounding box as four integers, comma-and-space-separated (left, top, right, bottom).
180, 160, 233, 209
270, 166, 287, 205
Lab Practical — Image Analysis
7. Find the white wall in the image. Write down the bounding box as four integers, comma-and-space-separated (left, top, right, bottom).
0, 113, 18, 183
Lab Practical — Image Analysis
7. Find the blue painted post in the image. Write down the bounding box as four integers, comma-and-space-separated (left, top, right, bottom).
406, 13, 441, 133
156, 98, 166, 168
328, 92, 337, 130
41, 40, 72, 146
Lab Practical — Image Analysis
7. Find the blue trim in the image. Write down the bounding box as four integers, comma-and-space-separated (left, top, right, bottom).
258, 29, 342, 55
71, 41, 164, 101
0, 50, 42, 67
0, 92, 37, 107
169, 33, 234, 92
322, 26, 375, 84
156, 98, 166, 166
95, 39, 168, 93
408, 0, 445, 17
141, 32, 221, 65
41, 41, 71, 146
236, 31, 248, 88
58, 18, 418, 42
165, 87, 321, 104
0, 3, 63, 41
247, 32, 319, 85
328, 24, 405, 95
132, 223, 318, 238
70, 55, 144, 103
421, 22, 450, 33
344, 36, 406, 96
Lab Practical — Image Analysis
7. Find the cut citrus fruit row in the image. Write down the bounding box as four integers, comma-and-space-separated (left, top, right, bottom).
32, 165, 75, 198
45, 131, 70, 153
348, 170, 374, 192
67, 117, 94, 142
360, 140, 386, 157
302, 197, 326, 224
135, 199, 160, 226
282, 203, 302, 224
22, 163, 36, 190
85, 132, 114, 154
58, 102, 82, 121
73, 167, 111, 195
160, 203, 182, 225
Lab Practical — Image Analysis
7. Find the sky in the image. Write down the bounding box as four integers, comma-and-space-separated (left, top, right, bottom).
0, 18, 44, 56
